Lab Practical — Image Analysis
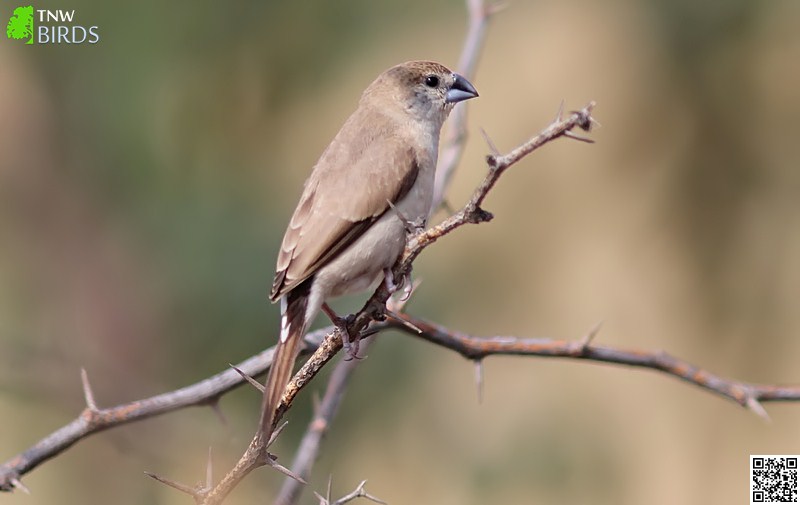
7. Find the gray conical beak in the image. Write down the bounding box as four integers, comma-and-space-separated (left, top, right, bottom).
445, 73, 479, 104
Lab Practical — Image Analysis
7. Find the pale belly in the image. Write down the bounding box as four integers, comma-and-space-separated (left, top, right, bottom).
312, 167, 433, 300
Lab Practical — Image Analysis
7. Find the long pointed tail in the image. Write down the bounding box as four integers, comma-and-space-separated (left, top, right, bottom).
260, 289, 308, 438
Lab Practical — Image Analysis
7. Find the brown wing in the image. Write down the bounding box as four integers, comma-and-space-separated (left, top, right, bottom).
270, 106, 419, 302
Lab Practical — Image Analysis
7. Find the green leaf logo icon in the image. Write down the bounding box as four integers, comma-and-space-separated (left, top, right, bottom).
7, 5, 34, 44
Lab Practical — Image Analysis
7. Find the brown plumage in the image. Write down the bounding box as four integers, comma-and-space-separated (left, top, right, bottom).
261, 61, 478, 437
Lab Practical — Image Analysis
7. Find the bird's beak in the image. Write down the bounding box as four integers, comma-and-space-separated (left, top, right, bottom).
445, 73, 479, 104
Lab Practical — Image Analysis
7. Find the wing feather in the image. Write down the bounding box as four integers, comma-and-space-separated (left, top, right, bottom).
270, 106, 419, 301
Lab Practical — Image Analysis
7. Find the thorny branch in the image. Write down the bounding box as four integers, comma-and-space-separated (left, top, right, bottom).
0, 328, 328, 493
385, 314, 798, 420
274, 286, 416, 505
4, 276, 800, 495
316, 480, 387, 505
274, 339, 377, 505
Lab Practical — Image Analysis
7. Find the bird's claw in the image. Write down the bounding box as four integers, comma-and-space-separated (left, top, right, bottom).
342, 333, 363, 361
384, 267, 413, 301
384, 268, 399, 293
399, 274, 413, 301
334, 314, 364, 361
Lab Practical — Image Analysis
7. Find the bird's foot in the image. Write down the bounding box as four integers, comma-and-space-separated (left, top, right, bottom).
322, 303, 363, 360
342, 327, 364, 361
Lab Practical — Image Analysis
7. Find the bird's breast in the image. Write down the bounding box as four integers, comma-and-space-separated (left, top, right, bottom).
396, 133, 438, 223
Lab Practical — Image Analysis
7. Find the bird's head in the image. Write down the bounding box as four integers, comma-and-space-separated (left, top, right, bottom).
364, 60, 479, 126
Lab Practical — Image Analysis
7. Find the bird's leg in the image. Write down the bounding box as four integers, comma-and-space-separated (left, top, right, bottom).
321, 303, 362, 360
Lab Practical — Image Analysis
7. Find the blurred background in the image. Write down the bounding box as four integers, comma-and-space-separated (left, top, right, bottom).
2, 0, 799, 503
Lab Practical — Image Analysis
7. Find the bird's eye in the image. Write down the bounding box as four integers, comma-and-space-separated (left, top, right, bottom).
424, 75, 440, 88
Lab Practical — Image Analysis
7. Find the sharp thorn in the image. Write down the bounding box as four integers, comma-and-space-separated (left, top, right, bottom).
144, 471, 197, 496
80, 368, 98, 411
229, 364, 265, 393
746, 396, 771, 423
209, 400, 228, 427
362, 490, 388, 505
474, 360, 484, 404
480, 127, 500, 155
386, 310, 422, 334
268, 420, 289, 447
269, 459, 307, 484
10, 477, 30, 494
580, 320, 604, 350
563, 130, 595, 143
555, 99, 565, 122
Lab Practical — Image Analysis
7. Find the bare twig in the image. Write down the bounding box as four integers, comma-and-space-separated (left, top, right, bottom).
277, 284, 418, 505
314, 480, 387, 505
275, 338, 374, 505
200, 432, 269, 504
385, 312, 800, 412
0, 328, 330, 492
433, 0, 501, 209
404, 102, 597, 268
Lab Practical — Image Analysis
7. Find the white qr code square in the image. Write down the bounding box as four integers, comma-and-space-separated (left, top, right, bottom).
751, 455, 799, 504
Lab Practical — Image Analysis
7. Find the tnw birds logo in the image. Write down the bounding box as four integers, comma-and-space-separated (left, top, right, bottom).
6, 5, 34, 45
5, 5, 100, 45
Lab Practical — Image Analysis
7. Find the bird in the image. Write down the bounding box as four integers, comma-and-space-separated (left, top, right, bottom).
261, 60, 478, 437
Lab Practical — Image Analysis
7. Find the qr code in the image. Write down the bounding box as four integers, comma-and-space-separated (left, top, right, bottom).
751, 456, 799, 504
